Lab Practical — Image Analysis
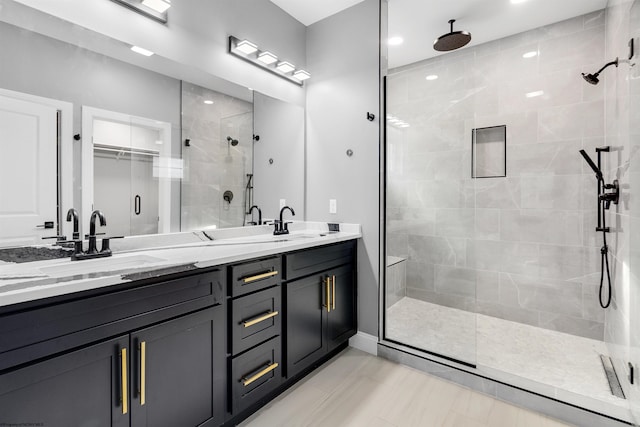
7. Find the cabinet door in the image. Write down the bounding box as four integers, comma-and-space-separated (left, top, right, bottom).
130, 307, 224, 427
285, 274, 328, 379
327, 264, 357, 352
0, 336, 129, 427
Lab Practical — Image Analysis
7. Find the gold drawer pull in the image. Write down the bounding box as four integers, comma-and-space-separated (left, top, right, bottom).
242, 362, 279, 386
325, 277, 331, 313
140, 341, 146, 406
243, 311, 279, 328
243, 270, 278, 283
121, 348, 128, 415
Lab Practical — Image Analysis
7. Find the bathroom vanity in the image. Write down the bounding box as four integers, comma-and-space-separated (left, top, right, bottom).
0, 224, 360, 427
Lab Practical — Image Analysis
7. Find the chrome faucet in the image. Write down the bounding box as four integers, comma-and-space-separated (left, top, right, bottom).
274, 206, 295, 235
248, 205, 262, 225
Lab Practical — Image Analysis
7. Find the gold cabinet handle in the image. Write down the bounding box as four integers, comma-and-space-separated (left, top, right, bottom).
140, 341, 146, 406
243, 311, 279, 328
242, 362, 279, 387
332, 275, 336, 310
325, 277, 331, 313
121, 348, 128, 415
243, 270, 278, 283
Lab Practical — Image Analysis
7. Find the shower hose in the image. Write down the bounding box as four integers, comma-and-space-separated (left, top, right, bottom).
599, 200, 612, 309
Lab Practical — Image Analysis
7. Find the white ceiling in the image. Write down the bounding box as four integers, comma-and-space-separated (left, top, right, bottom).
269, 0, 366, 26
271, 0, 608, 69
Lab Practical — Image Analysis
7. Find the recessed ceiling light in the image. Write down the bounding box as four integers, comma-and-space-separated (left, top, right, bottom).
526, 90, 544, 98
257, 51, 278, 65
131, 46, 154, 56
276, 61, 295, 73
204, 100, 214, 105
141, 0, 171, 13
293, 70, 311, 81
236, 40, 258, 55
388, 36, 404, 46
425, 74, 439, 81
522, 51, 538, 58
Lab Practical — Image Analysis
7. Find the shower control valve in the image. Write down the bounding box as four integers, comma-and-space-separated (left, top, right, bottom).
599, 179, 620, 209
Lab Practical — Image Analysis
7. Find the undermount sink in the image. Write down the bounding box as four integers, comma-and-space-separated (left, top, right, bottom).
39, 254, 166, 276
211, 233, 325, 245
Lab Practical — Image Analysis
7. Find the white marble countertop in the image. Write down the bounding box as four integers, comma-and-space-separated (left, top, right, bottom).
0, 222, 361, 308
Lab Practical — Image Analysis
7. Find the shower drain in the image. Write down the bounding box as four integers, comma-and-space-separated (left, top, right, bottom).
600, 354, 626, 399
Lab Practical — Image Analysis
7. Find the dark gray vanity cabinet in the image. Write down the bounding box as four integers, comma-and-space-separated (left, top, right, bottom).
284, 241, 357, 379
129, 307, 225, 427
0, 268, 226, 427
0, 335, 130, 427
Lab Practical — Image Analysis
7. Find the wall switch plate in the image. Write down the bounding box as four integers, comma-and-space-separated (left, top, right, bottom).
279, 199, 286, 209
329, 199, 337, 214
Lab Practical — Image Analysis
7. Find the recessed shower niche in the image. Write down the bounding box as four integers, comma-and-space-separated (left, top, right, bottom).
471, 125, 506, 178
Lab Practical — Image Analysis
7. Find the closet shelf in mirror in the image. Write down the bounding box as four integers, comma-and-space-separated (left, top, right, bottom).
94, 143, 160, 157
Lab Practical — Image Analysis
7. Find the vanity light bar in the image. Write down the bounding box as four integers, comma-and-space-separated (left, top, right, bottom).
109, 0, 169, 23
141, 0, 171, 13
228, 36, 310, 86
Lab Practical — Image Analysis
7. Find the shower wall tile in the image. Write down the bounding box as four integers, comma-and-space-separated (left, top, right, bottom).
386, 232, 408, 258
405, 260, 435, 292
387, 12, 608, 340
500, 209, 582, 246
499, 273, 583, 318
434, 265, 476, 298
435, 208, 475, 238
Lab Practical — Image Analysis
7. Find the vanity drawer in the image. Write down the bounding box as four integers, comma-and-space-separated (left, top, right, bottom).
0, 268, 225, 372
284, 240, 356, 281
231, 336, 282, 414
230, 256, 281, 297
231, 286, 282, 356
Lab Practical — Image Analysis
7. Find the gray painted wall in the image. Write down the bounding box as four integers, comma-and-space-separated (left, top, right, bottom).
306, 0, 381, 337
253, 92, 305, 221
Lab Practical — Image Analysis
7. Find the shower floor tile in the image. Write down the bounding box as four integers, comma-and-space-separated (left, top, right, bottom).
386, 297, 627, 418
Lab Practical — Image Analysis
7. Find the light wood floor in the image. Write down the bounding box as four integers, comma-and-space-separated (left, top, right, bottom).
239, 348, 575, 427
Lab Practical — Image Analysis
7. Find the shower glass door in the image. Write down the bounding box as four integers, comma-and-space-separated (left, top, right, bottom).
384, 70, 478, 367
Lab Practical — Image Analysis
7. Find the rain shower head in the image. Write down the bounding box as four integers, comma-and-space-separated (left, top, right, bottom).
434, 19, 471, 52
579, 149, 604, 181
226, 136, 239, 146
582, 58, 619, 85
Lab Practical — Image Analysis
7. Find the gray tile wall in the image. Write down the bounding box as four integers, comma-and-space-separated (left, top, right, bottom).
181, 82, 253, 230
386, 11, 609, 340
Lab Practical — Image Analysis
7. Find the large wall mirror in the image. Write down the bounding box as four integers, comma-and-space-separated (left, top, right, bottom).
0, 1, 305, 247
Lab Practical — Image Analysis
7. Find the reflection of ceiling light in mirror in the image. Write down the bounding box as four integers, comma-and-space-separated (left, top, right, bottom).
276, 61, 295, 73
526, 90, 544, 98
131, 46, 154, 56
425, 74, 438, 80
141, 0, 171, 13
155, 140, 163, 145
510, 0, 527, 3
398, 124, 410, 128
522, 51, 538, 58
388, 36, 404, 46
293, 70, 311, 81
204, 100, 214, 104
236, 40, 258, 54
257, 51, 278, 65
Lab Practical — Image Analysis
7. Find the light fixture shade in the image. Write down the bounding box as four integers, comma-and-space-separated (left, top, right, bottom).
236, 40, 258, 55
141, 0, 171, 13
131, 45, 154, 56
276, 61, 295, 73
293, 70, 311, 81
257, 51, 278, 65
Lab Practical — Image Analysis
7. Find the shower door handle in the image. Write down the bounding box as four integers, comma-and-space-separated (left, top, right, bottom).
134, 195, 141, 215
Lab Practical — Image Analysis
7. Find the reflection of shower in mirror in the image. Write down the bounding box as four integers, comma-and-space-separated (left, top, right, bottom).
226, 136, 239, 146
